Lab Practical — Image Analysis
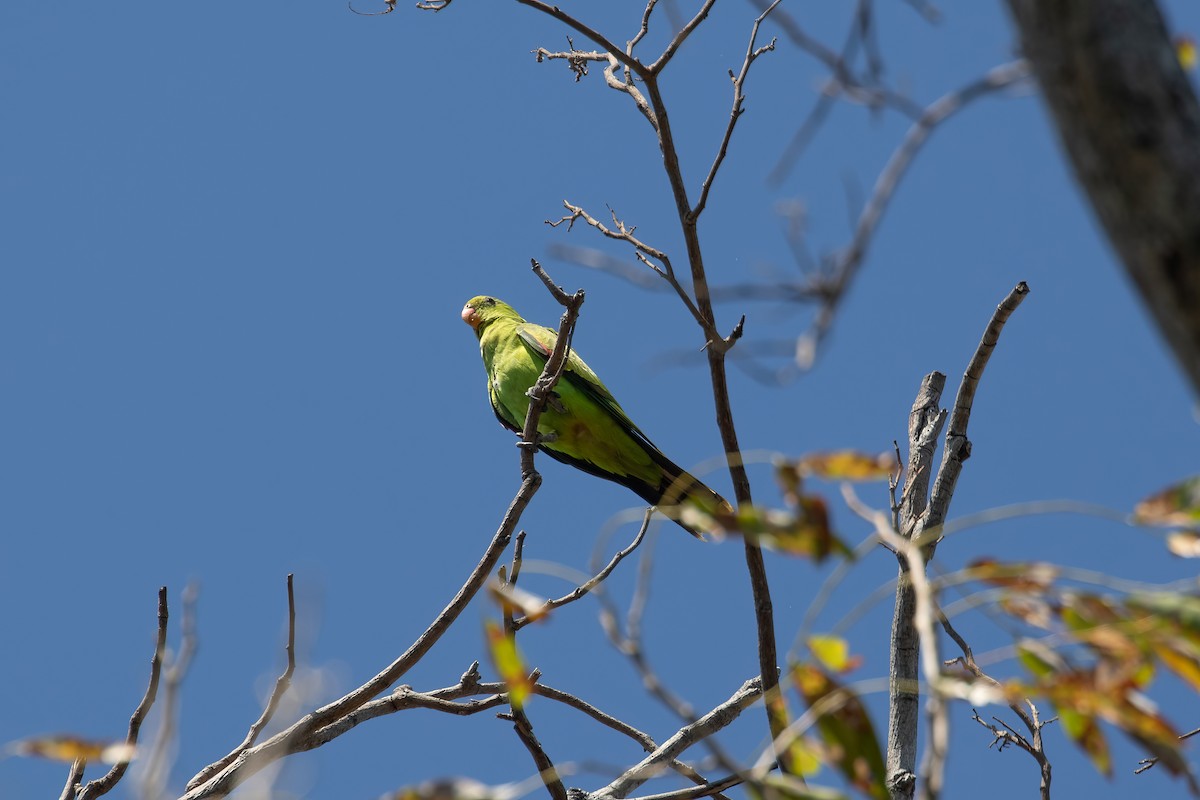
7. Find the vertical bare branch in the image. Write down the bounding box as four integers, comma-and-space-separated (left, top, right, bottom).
925, 281, 1031, 533
77, 587, 169, 800
635, 2, 791, 771
138, 583, 199, 800
186, 575, 297, 791
886, 377, 946, 800
59, 760, 86, 800
503, 708, 567, 800
885, 283, 1030, 800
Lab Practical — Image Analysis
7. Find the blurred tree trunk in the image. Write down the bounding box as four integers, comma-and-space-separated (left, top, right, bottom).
1006, 0, 1200, 394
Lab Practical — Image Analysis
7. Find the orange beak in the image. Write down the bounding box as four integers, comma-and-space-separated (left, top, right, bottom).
461, 303, 480, 330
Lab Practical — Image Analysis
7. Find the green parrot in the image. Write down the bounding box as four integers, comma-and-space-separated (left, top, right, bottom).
462, 295, 731, 538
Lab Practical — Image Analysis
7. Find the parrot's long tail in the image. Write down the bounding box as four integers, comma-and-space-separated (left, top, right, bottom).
650, 464, 733, 539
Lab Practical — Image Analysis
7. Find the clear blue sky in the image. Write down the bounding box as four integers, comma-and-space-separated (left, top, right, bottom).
2, 2, 1198, 798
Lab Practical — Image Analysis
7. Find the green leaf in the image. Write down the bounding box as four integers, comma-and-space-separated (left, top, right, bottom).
484, 620, 532, 709
791, 663, 888, 800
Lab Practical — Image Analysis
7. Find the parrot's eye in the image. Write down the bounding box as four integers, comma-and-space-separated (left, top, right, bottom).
482, 297, 496, 306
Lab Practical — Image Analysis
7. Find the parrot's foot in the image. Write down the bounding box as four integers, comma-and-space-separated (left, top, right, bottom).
516, 431, 558, 449
527, 387, 566, 414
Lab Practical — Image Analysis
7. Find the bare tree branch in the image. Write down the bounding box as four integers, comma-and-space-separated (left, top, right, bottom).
501, 531, 567, 800
531, 683, 727, 796
76, 587, 169, 800
941, 613, 1053, 800
138, 583, 199, 800
546, 202, 704, 328
502, 704, 567, 800
646, 0, 718, 74
512, 509, 651, 631
636, 6, 789, 771
623, 773, 746, 800
594, 678, 763, 800
186, 575, 296, 791
516, 1, 646, 77
59, 760, 85, 800
1137, 727, 1200, 777
884, 282, 1030, 800
886, 373, 947, 800
181, 501, 521, 797
924, 281, 1031, 538
692, 1, 780, 220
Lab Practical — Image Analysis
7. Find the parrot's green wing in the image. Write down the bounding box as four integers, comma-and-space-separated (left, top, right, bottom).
514, 324, 728, 526
515, 324, 650, 437
464, 295, 729, 537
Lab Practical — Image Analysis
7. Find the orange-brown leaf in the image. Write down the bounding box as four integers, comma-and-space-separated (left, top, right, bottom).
967, 558, 1059, 591
788, 451, 899, 482
8, 735, 135, 764
1134, 476, 1200, 526
727, 500, 851, 563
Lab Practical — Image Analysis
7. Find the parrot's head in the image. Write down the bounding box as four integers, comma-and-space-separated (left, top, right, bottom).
462, 296, 523, 335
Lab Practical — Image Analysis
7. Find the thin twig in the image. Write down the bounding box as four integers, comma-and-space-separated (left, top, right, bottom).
77, 587, 169, 800
594, 678, 763, 800
925, 281, 1030, 537
306, 674, 731, 800
517, 1, 646, 77
182, 504, 522, 797
349, 0, 395, 15
1136, 727, 1200, 776
941, 612, 1052, 800
546, 202, 704, 329
306, 687, 509, 745
591, 529, 744, 778
627, 0, 658, 56
138, 583, 199, 800
500, 527, 566, 800
512, 509, 651, 631
532, 683, 726, 795
647, 0, 719, 74
186, 575, 297, 790
504, 705, 568, 800
692, 0, 780, 220
623, 773, 747, 800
